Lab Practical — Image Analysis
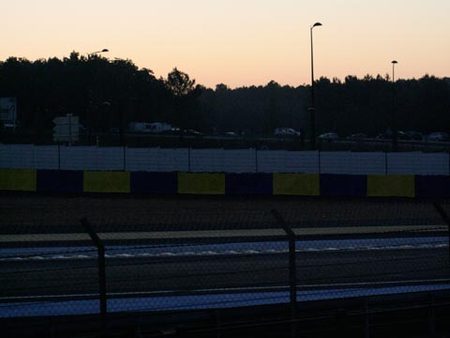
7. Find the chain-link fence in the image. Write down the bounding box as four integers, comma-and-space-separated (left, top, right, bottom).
1, 197, 450, 336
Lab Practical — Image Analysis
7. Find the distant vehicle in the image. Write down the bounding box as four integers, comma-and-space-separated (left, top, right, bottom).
183, 129, 203, 136
224, 131, 238, 137
376, 130, 393, 140
274, 128, 301, 137
160, 127, 181, 135
318, 132, 339, 141
404, 131, 423, 141
128, 122, 173, 133
347, 133, 367, 140
427, 132, 449, 142
397, 131, 410, 140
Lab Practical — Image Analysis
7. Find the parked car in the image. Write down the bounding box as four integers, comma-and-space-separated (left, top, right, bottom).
404, 131, 423, 141
318, 132, 339, 141
346, 133, 367, 140
183, 129, 203, 136
427, 132, 449, 142
274, 128, 301, 137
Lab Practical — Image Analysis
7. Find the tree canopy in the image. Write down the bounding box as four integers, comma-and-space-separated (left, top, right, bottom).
0, 53, 449, 141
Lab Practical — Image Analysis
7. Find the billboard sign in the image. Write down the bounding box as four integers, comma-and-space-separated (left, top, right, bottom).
53, 114, 80, 143
0, 97, 17, 126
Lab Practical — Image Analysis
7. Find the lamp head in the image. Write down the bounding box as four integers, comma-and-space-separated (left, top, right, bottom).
312, 22, 322, 28
391, 60, 398, 64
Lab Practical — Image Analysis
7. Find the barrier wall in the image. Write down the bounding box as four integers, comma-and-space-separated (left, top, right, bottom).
83, 171, 130, 193
131, 172, 177, 194
273, 174, 320, 196
367, 175, 415, 198
415, 176, 450, 198
320, 174, 367, 197
37, 170, 83, 193
0, 169, 36, 191
1, 168, 449, 198
178, 173, 225, 195
2, 145, 449, 176
225, 173, 272, 195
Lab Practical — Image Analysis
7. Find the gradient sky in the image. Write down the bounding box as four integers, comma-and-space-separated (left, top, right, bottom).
1, 0, 449, 88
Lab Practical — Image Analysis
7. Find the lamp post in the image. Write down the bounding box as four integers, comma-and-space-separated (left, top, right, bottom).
391, 60, 398, 150
89, 48, 109, 58
309, 22, 322, 149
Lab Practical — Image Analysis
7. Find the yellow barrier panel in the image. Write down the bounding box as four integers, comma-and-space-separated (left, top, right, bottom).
273, 173, 320, 196
0, 169, 36, 191
367, 175, 415, 197
178, 173, 225, 195
84, 171, 130, 193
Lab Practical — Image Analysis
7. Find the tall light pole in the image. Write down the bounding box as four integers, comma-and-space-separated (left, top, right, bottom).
309, 22, 322, 149
391, 60, 398, 150
391, 60, 398, 82
89, 48, 109, 57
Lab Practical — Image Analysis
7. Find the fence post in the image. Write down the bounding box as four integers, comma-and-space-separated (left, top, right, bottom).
384, 151, 388, 175
255, 147, 258, 173
318, 150, 321, 174
80, 218, 107, 316
271, 209, 297, 337
57, 144, 61, 170
188, 147, 191, 172
123, 146, 126, 171
433, 202, 450, 262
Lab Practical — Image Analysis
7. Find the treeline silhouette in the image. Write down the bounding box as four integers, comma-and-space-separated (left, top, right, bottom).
0, 52, 449, 139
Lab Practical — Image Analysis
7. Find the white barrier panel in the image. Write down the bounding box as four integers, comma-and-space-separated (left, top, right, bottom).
222, 149, 257, 173
258, 150, 319, 173
320, 152, 386, 175
190, 149, 256, 173
60, 146, 124, 171
0, 144, 449, 175
33, 146, 59, 169
387, 152, 449, 175
126, 148, 189, 172
0, 144, 34, 169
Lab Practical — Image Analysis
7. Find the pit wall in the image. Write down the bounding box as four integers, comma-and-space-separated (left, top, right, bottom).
1, 169, 449, 198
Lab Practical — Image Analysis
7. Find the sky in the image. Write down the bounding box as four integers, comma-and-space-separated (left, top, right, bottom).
1, 0, 449, 88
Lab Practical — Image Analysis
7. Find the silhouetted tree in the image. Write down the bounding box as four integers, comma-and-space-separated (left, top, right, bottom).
0, 53, 449, 141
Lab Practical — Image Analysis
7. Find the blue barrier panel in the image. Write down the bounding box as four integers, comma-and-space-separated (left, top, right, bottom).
320, 174, 367, 197
37, 170, 83, 193
131, 172, 178, 194
225, 173, 273, 195
415, 175, 450, 198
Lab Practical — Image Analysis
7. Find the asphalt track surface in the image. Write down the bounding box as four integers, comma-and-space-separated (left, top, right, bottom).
1, 238, 449, 300
1, 194, 450, 317
1, 194, 449, 233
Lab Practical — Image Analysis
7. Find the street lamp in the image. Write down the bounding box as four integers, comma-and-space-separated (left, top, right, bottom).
309, 22, 322, 149
391, 60, 398, 82
391, 60, 398, 150
89, 49, 109, 57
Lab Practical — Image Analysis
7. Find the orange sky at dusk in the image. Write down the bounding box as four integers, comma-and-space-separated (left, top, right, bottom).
1, 0, 449, 88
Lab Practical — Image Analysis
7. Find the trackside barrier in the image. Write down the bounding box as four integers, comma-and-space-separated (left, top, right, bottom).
2, 145, 450, 176
1, 168, 450, 198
